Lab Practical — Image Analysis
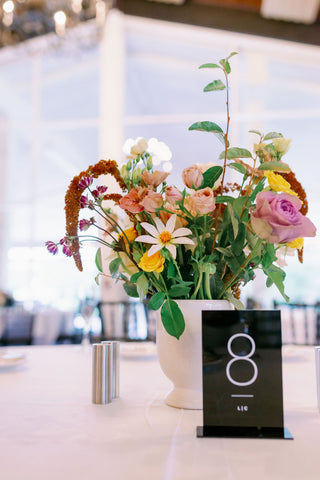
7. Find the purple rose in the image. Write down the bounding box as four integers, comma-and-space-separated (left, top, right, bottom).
251, 191, 316, 244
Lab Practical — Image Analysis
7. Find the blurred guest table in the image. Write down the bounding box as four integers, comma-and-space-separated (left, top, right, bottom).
0, 344, 319, 479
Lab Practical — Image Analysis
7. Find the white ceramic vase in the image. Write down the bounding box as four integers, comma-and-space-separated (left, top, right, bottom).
156, 299, 233, 410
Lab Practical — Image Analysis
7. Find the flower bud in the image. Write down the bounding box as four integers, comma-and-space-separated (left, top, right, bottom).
272, 138, 291, 155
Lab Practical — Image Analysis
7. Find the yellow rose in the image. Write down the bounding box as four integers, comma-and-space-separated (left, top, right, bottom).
286, 238, 304, 250
273, 138, 291, 154
264, 171, 297, 196
118, 226, 138, 244
138, 251, 165, 273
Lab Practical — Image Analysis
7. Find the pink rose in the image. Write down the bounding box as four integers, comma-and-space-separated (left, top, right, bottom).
251, 191, 316, 243
141, 170, 170, 188
165, 186, 183, 204
187, 188, 216, 215
119, 187, 146, 213
140, 190, 163, 213
182, 165, 203, 189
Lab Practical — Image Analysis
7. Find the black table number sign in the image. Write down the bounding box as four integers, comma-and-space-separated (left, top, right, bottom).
197, 310, 293, 439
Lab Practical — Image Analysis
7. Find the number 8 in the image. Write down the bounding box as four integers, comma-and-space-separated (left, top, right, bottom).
226, 333, 258, 387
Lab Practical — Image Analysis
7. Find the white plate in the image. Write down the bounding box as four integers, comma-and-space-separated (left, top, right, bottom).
0, 352, 27, 369
120, 342, 157, 359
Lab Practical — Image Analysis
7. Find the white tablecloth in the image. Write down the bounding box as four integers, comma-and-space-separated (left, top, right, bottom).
0, 344, 319, 480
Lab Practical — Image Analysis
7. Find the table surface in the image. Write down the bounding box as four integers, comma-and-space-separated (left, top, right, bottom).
0, 343, 319, 480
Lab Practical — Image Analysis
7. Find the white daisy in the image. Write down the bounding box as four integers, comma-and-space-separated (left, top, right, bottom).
135, 214, 194, 259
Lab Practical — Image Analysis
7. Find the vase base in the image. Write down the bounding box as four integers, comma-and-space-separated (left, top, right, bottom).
165, 387, 203, 410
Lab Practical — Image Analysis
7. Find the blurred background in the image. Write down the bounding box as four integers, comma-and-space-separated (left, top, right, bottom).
0, 0, 319, 345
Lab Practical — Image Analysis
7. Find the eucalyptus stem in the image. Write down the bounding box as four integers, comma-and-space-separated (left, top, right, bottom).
211, 66, 230, 254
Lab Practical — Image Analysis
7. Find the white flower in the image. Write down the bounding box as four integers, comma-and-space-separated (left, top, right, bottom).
147, 137, 172, 165
135, 214, 194, 259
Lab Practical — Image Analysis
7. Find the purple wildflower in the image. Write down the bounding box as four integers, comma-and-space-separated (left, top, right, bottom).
92, 185, 107, 200
79, 219, 92, 231
80, 195, 88, 208
62, 244, 72, 257
45, 241, 58, 255
78, 177, 93, 190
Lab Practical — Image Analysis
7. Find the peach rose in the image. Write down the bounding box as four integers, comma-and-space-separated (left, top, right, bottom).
187, 188, 216, 215
140, 190, 163, 213
141, 170, 170, 188
165, 186, 183, 204
182, 165, 203, 189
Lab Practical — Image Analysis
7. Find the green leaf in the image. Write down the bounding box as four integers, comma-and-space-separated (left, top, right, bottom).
263, 265, 289, 303
262, 244, 277, 269
258, 161, 290, 172
228, 204, 239, 239
201, 166, 223, 189
249, 129, 262, 136
123, 283, 139, 298
249, 180, 265, 202
199, 63, 220, 69
161, 299, 185, 339
228, 162, 247, 175
188, 121, 223, 134
226, 52, 238, 61
219, 147, 252, 160
224, 61, 231, 74
266, 277, 273, 288
215, 247, 233, 257
137, 274, 149, 301
264, 131, 283, 141
224, 292, 245, 310
232, 223, 246, 257
204, 80, 226, 92
167, 260, 176, 279
130, 271, 143, 284
232, 196, 246, 217
215, 195, 235, 204
95, 248, 103, 273
94, 274, 101, 286
148, 292, 166, 311
109, 257, 121, 276
168, 284, 191, 298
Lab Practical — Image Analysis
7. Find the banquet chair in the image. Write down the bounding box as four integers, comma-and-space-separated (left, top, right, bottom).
273, 301, 320, 345
97, 300, 156, 342
0, 306, 34, 346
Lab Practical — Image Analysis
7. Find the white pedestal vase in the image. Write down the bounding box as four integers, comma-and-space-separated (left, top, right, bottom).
156, 299, 234, 410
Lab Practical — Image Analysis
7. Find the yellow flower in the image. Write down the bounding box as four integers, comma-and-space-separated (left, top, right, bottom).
138, 251, 165, 273
118, 226, 138, 244
286, 238, 304, 250
273, 138, 291, 154
264, 171, 297, 196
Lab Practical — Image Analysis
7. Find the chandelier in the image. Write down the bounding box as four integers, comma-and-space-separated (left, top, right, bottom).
0, 0, 112, 48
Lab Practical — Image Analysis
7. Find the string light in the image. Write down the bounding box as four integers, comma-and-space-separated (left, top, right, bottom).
0, 0, 112, 48
54, 10, 67, 36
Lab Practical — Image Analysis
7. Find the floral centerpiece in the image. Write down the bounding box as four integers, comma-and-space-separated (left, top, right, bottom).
47, 52, 316, 341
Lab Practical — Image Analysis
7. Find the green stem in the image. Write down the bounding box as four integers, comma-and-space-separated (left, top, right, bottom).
191, 271, 203, 299
172, 257, 183, 281
204, 272, 212, 300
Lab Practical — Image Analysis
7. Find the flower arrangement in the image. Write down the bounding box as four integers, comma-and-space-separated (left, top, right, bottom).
46, 53, 316, 339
